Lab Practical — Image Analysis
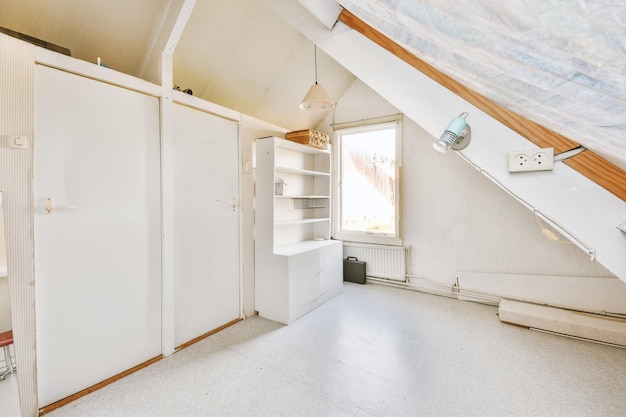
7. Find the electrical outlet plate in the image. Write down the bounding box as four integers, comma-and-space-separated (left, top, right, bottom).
508, 148, 554, 172
9, 135, 28, 150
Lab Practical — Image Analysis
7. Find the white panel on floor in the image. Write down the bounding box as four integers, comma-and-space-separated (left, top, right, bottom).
34, 65, 162, 407
173, 103, 241, 347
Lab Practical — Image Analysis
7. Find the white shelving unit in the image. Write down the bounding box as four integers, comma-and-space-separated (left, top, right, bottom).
255, 136, 343, 324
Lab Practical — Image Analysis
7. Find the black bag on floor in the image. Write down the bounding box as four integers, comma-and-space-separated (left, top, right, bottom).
343, 256, 366, 284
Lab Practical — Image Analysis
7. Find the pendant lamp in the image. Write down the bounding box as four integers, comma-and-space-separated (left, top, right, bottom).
300, 46, 335, 111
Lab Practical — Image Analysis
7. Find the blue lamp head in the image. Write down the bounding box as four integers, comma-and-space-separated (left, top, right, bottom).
433, 112, 471, 153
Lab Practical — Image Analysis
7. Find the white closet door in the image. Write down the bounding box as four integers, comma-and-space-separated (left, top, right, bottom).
173, 103, 240, 347
34, 66, 162, 407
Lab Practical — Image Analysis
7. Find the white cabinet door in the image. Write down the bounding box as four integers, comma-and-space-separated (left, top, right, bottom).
288, 250, 321, 315
173, 104, 240, 347
320, 241, 343, 294
34, 66, 162, 407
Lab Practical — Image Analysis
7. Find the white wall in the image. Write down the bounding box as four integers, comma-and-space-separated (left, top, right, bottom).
240, 115, 288, 318
317, 79, 614, 288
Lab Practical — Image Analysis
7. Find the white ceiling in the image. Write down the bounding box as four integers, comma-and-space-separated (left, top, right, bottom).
1, 0, 624, 171
0, 0, 355, 131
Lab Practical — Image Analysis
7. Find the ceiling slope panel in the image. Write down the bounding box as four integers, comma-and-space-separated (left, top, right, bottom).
339, 0, 626, 171
173, 0, 354, 131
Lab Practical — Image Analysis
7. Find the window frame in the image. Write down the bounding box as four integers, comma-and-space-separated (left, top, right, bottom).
332, 116, 403, 246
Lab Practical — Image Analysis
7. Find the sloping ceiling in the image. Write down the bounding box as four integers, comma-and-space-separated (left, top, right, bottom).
171, 0, 353, 130
0, 0, 355, 131
338, 0, 626, 172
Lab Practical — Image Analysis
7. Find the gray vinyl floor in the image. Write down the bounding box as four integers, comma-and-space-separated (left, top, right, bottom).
6, 282, 626, 417
0, 370, 19, 417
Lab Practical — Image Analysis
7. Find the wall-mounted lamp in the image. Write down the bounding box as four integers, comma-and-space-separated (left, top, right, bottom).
300, 46, 335, 111
433, 112, 471, 152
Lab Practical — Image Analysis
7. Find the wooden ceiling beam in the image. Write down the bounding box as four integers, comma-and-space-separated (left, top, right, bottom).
339, 9, 626, 202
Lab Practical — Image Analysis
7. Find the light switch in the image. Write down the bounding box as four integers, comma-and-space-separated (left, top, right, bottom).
9, 136, 28, 149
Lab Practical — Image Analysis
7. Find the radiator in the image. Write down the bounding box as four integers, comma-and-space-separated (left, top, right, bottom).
343, 243, 407, 282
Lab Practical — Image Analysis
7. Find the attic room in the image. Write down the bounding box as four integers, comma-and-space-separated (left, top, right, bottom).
1, 0, 625, 416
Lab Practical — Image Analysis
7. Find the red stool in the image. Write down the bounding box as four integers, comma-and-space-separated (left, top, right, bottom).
0, 330, 15, 380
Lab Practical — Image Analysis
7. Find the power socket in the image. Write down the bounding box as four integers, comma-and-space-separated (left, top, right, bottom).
9, 135, 28, 150
508, 148, 554, 172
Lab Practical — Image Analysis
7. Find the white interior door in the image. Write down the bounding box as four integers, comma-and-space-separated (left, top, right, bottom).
34, 66, 162, 407
173, 103, 240, 347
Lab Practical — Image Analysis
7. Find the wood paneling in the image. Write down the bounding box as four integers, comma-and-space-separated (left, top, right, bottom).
339, 9, 626, 202
0, 33, 37, 417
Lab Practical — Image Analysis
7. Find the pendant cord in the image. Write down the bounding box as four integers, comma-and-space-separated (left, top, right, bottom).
314, 45, 318, 84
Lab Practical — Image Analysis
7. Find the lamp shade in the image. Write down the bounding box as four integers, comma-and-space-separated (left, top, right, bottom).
300, 82, 335, 111
433, 112, 470, 152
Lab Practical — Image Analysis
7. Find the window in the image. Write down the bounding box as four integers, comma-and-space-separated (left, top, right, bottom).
333, 117, 402, 245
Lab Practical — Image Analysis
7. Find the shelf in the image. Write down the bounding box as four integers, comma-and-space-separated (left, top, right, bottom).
255, 136, 341, 325
273, 239, 340, 256
256, 135, 332, 248
292, 197, 329, 209
275, 166, 330, 176
275, 218, 330, 226
274, 195, 329, 199
271, 137, 331, 155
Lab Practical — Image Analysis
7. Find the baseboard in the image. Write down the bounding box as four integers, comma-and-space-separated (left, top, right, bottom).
499, 299, 626, 347
457, 272, 626, 315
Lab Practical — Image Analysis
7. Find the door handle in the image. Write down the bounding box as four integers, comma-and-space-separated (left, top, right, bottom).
45, 197, 77, 214
215, 197, 239, 212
